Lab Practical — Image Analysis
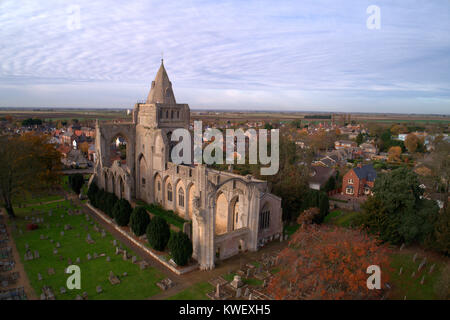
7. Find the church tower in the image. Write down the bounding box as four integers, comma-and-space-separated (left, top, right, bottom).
133, 60, 190, 130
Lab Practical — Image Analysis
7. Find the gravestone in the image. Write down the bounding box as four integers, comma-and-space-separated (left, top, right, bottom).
67, 258, 72, 265
87, 253, 92, 261
60, 287, 66, 294
106, 256, 111, 262
420, 276, 425, 285
429, 264, 436, 274
56, 242, 61, 248
123, 250, 128, 261
53, 249, 58, 255
215, 284, 220, 298
48, 268, 55, 275
248, 293, 253, 300
109, 271, 120, 285
34, 250, 40, 259
131, 256, 137, 263
122, 272, 128, 277
412, 253, 418, 262
93, 252, 98, 259
399, 267, 403, 275
60, 231, 64, 236
244, 288, 249, 297
230, 275, 243, 289
113, 240, 117, 246
76, 257, 80, 264
37, 273, 42, 281
418, 258, 427, 272
236, 287, 242, 298
115, 247, 120, 255
96, 285, 102, 294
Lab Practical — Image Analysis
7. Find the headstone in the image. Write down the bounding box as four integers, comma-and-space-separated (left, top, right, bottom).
122, 272, 128, 277
429, 264, 435, 274
106, 256, 111, 262
215, 283, 220, 298
60, 287, 66, 294
67, 258, 72, 265
113, 240, 117, 246
244, 288, 249, 297
53, 249, 58, 255
140, 261, 148, 270
123, 250, 128, 261
87, 253, 92, 260
56, 242, 61, 248
398, 267, 403, 275
115, 247, 120, 255
76, 257, 80, 264
418, 258, 427, 271
37, 273, 42, 281
34, 250, 40, 259
248, 293, 253, 300
131, 256, 137, 263
93, 252, 98, 259
60, 231, 64, 236
48, 268, 55, 275
246, 268, 251, 278
82, 292, 88, 300
230, 275, 243, 289
411, 271, 416, 278
399, 243, 405, 251
263, 279, 267, 288
420, 276, 425, 285
412, 253, 418, 262
96, 285, 102, 294
236, 287, 242, 298
40, 234, 45, 240
25, 243, 29, 250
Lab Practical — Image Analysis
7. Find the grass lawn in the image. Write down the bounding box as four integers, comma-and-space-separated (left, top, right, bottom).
388, 251, 446, 300
13, 194, 64, 207
166, 282, 213, 300
9, 199, 165, 300
284, 223, 300, 236
144, 204, 187, 230
324, 210, 360, 228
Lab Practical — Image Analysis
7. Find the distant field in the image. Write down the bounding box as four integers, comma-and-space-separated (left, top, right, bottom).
0, 109, 129, 122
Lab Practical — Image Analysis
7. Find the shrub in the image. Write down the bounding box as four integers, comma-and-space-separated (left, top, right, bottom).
104, 193, 119, 217
297, 207, 320, 227
68, 173, 84, 194
168, 231, 193, 266
87, 182, 99, 205
95, 189, 107, 211
146, 216, 170, 251
113, 198, 132, 226
316, 193, 330, 224
130, 206, 151, 236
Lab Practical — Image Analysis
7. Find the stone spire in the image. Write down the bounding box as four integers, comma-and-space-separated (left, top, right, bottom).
146, 59, 176, 104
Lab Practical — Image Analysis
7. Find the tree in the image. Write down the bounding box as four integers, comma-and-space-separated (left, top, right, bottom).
0, 133, 61, 218
146, 216, 170, 251
359, 168, 439, 246
390, 124, 408, 135
296, 207, 320, 227
404, 134, 419, 153
434, 207, 450, 255
168, 231, 193, 266
68, 173, 84, 195
387, 146, 402, 162
104, 193, 119, 217
113, 198, 132, 226
266, 225, 391, 300
317, 193, 330, 224
323, 175, 336, 193
356, 133, 364, 145
130, 206, 151, 236
87, 182, 99, 205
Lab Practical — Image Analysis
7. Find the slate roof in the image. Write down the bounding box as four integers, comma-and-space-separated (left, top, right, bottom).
146, 60, 176, 104
353, 164, 377, 182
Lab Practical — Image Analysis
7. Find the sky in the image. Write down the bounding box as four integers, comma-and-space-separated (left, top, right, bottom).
0, 0, 449, 114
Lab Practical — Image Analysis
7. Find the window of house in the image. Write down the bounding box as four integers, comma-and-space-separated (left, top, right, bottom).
348, 178, 353, 184
178, 188, 184, 207
142, 178, 146, 186
346, 187, 354, 194
167, 183, 173, 202
364, 187, 370, 194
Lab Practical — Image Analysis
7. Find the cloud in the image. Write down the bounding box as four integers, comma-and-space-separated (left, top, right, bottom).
0, 0, 449, 114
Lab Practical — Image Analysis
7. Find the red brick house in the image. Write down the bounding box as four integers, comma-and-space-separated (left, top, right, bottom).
342, 163, 377, 197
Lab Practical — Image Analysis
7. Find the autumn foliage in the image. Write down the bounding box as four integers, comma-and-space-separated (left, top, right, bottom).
267, 225, 391, 300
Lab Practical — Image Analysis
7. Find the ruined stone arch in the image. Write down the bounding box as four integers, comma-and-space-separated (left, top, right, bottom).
259, 201, 271, 231
214, 191, 229, 235
154, 172, 163, 204
163, 175, 174, 210
138, 154, 148, 201
108, 132, 130, 167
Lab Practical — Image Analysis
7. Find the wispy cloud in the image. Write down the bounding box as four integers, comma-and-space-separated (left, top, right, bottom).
0, 0, 449, 113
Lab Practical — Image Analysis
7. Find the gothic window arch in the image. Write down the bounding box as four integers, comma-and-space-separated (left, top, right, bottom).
178, 187, 184, 207
167, 183, 173, 202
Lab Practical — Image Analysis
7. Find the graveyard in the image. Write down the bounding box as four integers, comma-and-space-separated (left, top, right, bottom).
6, 196, 166, 300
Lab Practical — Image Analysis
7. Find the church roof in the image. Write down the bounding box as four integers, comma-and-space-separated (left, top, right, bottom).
146, 60, 176, 104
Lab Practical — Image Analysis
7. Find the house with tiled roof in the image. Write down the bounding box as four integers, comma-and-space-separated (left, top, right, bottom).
342, 163, 377, 197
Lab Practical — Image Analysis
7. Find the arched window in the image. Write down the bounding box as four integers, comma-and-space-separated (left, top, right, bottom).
259, 204, 270, 230
167, 183, 173, 202
171, 110, 174, 119
178, 188, 184, 207
157, 181, 161, 191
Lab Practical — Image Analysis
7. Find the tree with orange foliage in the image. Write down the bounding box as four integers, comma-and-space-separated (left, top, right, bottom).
404, 133, 419, 153
387, 146, 402, 162
80, 141, 89, 155
0, 133, 62, 218
266, 225, 391, 300
297, 207, 320, 227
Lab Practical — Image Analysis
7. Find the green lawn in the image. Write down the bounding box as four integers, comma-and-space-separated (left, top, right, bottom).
144, 204, 187, 230
324, 210, 360, 228
388, 252, 446, 300
166, 282, 213, 300
10, 199, 165, 300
